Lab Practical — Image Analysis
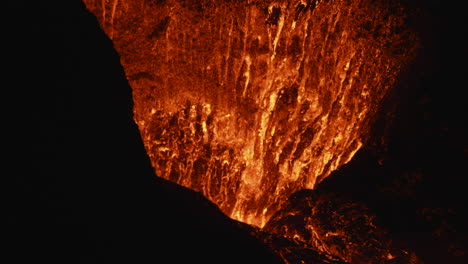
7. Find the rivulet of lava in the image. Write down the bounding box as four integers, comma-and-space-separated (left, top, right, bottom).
83, 0, 418, 228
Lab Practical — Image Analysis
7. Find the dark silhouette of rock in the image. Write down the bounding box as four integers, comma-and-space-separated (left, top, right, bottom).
310, 1, 468, 262
263, 187, 422, 264
6, 1, 283, 263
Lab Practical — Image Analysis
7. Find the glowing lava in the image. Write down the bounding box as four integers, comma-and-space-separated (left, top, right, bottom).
83, 0, 417, 227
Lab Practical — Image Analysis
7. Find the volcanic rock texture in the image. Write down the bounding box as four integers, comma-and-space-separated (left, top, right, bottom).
83, 0, 418, 227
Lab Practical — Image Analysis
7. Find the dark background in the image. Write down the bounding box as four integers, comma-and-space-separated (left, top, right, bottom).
6, 0, 466, 263
317, 0, 467, 262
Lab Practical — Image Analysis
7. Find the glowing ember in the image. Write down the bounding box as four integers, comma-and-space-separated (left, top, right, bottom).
83, 0, 417, 227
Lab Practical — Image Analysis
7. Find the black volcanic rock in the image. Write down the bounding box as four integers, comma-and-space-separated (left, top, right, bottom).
313, 146, 467, 264
309, 1, 468, 263
263, 188, 420, 264
7, 1, 283, 263
6, 1, 466, 264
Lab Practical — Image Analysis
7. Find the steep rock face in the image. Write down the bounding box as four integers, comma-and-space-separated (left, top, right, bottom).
83, 0, 418, 227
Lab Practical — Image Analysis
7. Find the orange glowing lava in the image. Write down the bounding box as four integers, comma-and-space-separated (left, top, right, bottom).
83, 0, 417, 227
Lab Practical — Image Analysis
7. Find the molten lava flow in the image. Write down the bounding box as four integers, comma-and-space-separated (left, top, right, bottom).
83, 0, 417, 227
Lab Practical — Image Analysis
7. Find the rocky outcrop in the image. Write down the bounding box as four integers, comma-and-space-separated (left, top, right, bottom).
8, 1, 284, 263
263, 188, 421, 264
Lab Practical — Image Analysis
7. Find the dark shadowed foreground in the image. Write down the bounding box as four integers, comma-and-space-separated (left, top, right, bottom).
6, 1, 284, 263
